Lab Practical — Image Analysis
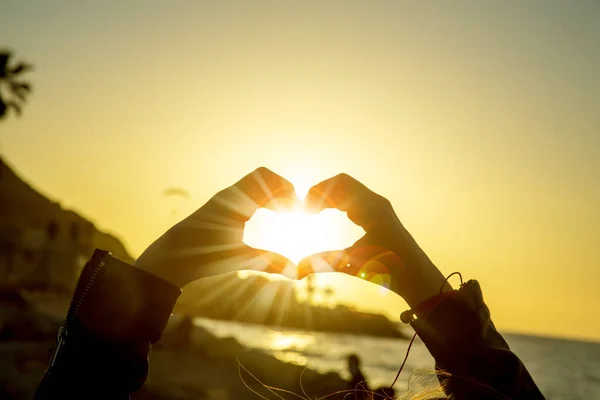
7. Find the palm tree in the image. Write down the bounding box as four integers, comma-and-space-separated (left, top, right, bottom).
305, 274, 316, 305
323, 285, 335, 308
0, 50, 33, 119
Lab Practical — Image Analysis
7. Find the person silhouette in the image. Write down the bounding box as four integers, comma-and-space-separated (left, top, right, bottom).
347, 354, 369, 399
372, 386, 395, 399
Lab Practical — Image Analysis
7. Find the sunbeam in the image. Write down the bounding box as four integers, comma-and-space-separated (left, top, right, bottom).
211, 276, 259, 317
167, 243, 246, 258
231, 278, 274, 323
212, 185, 260, 220
185, 274, 242, 309
179, 219, 244, 233
274, 282, 294, 327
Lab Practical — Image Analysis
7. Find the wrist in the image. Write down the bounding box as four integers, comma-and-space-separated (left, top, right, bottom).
401, 277, 453, 309
135, 261, 187, 290
135, 252, 189, 289
135, 237, 188, 289
401, 289, 458, 324
385, 230, 453, 307
387, 252, 452, 308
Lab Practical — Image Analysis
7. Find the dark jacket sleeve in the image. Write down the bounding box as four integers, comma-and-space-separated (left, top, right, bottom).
33, 249, 181, 399
409, 280, 545, 400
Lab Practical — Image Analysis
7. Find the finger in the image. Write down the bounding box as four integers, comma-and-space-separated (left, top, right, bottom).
305, 173, 371, 212
236, 167, 297, 208
229, 249, 294, 275
207, 167, 298, 222
255, 250, 299, 279
297, 246, 403, 290
297, 248, 384, 278
297, 251, 350, 278
304, 173, 388, 229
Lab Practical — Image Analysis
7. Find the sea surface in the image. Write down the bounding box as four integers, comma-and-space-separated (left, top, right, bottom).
194, 318, 600, 400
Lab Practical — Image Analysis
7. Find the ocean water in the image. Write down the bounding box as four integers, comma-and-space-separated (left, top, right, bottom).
194, 318, 600, 400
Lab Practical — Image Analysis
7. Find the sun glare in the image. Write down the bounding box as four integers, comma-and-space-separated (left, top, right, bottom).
243, 206, 364, 264
269, 332, 314, 351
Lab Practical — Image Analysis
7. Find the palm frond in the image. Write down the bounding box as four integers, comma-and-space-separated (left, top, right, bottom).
10, 82, 31, 102
11, 82, 31, 92
10, 88, 26, 102
0, 52, 11, 78
0, 50, 33, 120
6, 101, 22, 116
10, 62, 33, 75
0, 98, 7, 118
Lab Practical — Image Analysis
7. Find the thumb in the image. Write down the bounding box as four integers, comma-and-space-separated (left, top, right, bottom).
254, 250, 297, 279
297, 251, 351, 278
298, 247, 403, 288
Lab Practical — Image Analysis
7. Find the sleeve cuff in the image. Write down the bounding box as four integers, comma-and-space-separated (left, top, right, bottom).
409, 280, 494, 352
400, 289, 459, 324
72, 251, 182, 344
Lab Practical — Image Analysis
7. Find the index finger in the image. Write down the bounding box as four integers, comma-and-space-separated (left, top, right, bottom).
304, 173, 388, 229
206, 167, 298, 222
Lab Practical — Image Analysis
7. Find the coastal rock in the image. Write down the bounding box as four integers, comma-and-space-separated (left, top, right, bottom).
0, 290, 60, 341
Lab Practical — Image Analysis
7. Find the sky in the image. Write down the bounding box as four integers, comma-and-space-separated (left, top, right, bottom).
1, 1, 599, 342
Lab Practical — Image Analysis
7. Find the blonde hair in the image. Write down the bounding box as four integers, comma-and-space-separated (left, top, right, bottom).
238, 363, 512, 400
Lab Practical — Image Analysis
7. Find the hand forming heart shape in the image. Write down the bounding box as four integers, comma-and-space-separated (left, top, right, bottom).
136, 167, 451, 307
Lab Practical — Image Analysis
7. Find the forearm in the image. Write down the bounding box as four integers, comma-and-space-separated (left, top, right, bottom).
407, 280, 545, 399
34, 250, 181, 399
385, 226, 453, 308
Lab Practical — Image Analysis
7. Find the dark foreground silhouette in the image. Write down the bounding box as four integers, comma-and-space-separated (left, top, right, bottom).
32, 168, 545, 399
346, 354, 395, 400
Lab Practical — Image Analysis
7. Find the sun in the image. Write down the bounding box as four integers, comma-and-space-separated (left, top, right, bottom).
244, 208, 319, 263
243, 175, 364, 264
243, 204, 364, 264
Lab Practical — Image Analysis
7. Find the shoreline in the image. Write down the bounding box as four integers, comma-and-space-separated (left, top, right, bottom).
189, 313, 409, 340
143, 314, 351, 399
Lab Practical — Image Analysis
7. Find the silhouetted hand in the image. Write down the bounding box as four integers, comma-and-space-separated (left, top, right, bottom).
135, 167, 297, 288
296, 173, 452, 308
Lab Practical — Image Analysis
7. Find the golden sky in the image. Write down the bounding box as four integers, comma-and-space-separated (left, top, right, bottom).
1, 1, 599, 342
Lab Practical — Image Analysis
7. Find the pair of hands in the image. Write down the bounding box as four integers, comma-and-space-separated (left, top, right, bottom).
136, 168, 451, 308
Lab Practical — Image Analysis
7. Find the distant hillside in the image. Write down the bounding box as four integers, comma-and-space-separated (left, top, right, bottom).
0, 156, 133, 262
